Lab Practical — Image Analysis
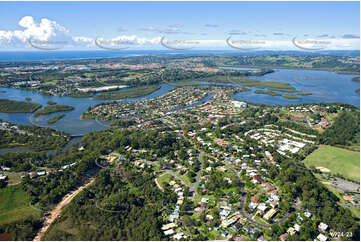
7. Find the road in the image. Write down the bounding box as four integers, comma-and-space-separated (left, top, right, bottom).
33, 178, 95, 241
189, 152, 204, 201
164, 169, 190, 187
223, 160, 272, 229
304, 115, 312, 128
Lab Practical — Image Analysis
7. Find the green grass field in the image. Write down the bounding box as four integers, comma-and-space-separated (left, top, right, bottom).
5, 173, 22, 186
180, 173, 194, 186
254, 216, 270, 226
0, 185, 40, 225
157, 173, 172, 187
304, 145, 360, 181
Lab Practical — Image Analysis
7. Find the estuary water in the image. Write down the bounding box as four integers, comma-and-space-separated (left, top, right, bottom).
0, 68, 359, 137
231, 68, 359, 106
0, 84, 175, 135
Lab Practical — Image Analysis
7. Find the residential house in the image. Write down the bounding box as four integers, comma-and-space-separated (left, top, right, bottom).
257, 236, 267, 241
287, 227, 296, 236
251, 196, 260, 204
257, 203, 268, 213
173, 232, 184, 240
249, 202, 258, 210
279, 233, 288, 241
164, 229, 175, 236
316, 234, 328, 242
0, 166, 10, 171
37, 171, 46, 176
294, 224, 300, 232
263, 208, 277, 220
252, 175, 263, 184
161, 223, 176, 231
270, 200, 278, 209
0, 175, 8, 181
304, 211, 312, 218
318, 222, 328, 232
234, 236, 245, 241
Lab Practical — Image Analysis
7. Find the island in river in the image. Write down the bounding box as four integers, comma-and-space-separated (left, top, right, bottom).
34, 105, 74, 117
47, 114, 65, 124
0, 98, 41, 113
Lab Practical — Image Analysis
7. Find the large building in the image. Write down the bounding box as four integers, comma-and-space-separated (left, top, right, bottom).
231, 101, 248, 108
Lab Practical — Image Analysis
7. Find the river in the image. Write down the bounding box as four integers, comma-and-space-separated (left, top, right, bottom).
0, 83, 175, 136
0, 68, 359, 138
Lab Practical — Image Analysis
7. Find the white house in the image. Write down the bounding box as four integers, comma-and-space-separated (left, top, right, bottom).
316, 233, 328, 242
318, 222, 328, 232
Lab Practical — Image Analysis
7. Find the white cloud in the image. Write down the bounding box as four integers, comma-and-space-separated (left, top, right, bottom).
0, 16, 71, 49
0, 16, 359, 50
0, 16, 169, 49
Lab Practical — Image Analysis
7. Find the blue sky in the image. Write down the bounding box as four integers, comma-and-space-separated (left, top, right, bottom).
0, 1, 359, 50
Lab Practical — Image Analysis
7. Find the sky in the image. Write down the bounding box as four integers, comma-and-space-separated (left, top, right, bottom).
0, 1, 359, 51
